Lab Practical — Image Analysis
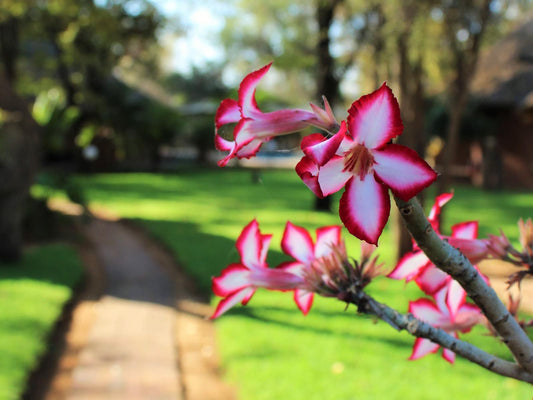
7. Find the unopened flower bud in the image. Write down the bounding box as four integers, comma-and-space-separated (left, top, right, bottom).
518, 218, 533, 258
487, 231, 511, 259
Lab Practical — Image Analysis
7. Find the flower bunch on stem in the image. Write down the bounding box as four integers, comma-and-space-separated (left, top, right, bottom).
210, 62, 533, 384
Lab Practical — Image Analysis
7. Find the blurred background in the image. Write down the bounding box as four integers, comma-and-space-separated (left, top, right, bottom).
2, 0, 533, 260
1, 1, 533, 399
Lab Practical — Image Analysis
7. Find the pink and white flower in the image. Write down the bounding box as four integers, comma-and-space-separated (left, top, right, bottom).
409, 283, 482, 363
388, 193, 490, 294
211, 220, 304, 319
279, 222, 343, 314
296, 83, 437, 244
215, 63, 338, 167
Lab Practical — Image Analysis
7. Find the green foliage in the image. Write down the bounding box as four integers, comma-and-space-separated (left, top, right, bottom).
163, 66, 229, 161
2, 0, 168, 162
32, 89, 81, 154
163, 65, 229, 103
0, 243, 83, 400
68, 170, 533, 398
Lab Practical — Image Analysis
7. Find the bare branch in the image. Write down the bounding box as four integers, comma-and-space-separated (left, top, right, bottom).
345, 289, 533, 383
394, 196, 533, 373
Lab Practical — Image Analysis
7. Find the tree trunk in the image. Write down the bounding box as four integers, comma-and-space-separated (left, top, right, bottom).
438, 0, 491, 195
394, 9, 428, 261
0, 73, 41, 262
314, 0, 343, 212
438, 92, 467, 194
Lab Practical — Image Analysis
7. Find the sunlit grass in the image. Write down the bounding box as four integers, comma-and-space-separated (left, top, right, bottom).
73, 169, 533, 399
0, 244, 83, 400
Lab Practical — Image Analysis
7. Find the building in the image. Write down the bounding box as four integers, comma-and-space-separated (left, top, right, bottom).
470, 17, 533, 189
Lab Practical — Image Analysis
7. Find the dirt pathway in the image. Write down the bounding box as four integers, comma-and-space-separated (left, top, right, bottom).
42, 214, 235, 400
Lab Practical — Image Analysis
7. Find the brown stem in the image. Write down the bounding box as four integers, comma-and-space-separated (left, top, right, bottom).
394, 196, 533, 373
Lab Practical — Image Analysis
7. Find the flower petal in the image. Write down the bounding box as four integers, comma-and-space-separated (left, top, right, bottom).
215, 136, 237, 167
295, 155, 323, 197
212, 264, 250, 297
387, 251, 430, 281
373, 144, 437, 201
447, 237, 489, 264
442, 347, 456, 364
317, 156, 352, 196
339, 175, 390, 245
301, 121, 346, 166
409, 338, 440, 360
236, 220, 266, 270
455, 303, 482, 333
347, 83, 403, 149
294, 289, 314, 315
211, 287, 256, 319
215, 133, 235, 152
451, 221, 478, 240
446, 279, 467, 318
281, 222, 315, 264
215, 98, 240, 129
233, 119, 260, 149
428, 192, 454, 224
315, 226, 342, 258
415, 264, 449, 295
238, 63, 271, 115
309, 96, 339, 131
409, 298, 442, 326
259, 233, 273, 264
235, 137, 265, 160
216, 121, 265, 166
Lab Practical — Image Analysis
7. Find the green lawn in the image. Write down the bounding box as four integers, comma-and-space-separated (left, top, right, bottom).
72, 169, 533, 399
0, 243, 83, 400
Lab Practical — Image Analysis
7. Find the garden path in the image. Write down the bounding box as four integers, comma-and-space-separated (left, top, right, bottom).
42, 209, 235, 400
39, 200, 533, 400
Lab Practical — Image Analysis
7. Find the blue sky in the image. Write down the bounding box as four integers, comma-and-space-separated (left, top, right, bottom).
151, 0, 228, 74
94, 0, 228, 73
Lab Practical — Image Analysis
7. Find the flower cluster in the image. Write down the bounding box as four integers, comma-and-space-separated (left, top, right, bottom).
388, 193, 490, 294
211, 220, 383, 319
388, 193, 489, 362
212, 63, 533, 370
409, 282, 483, 363
215, 63, 437, 245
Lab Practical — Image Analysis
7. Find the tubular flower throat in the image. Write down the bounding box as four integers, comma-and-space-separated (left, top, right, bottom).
343, 144, 375, 180
215, 63, 340, 167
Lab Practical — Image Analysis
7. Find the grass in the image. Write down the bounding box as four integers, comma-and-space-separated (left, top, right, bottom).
0, 243, 83, 400
70, 168, 533, 399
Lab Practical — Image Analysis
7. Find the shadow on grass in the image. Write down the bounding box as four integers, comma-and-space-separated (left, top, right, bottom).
231, 306, 413, 349
0, 244, 82, 288
131, 218, 293, 296
131, 219, 519, 361
121, 218, 418, 354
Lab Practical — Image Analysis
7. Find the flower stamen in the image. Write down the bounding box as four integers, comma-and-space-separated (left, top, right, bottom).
343, 144, 375, 179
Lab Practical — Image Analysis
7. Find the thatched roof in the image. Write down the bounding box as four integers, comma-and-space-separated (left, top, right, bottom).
471, 17, 533, 110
